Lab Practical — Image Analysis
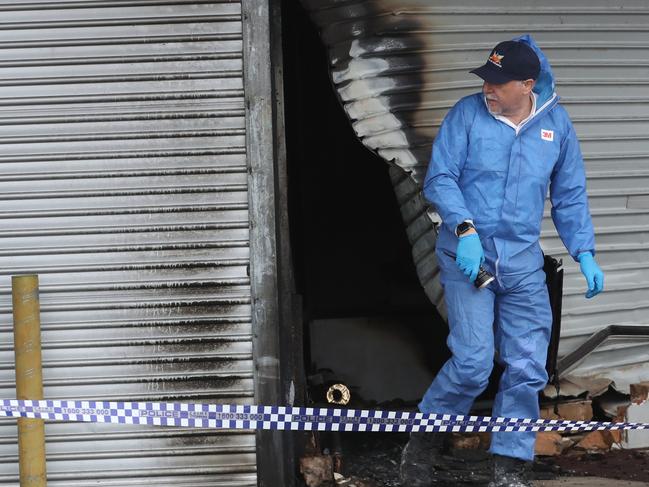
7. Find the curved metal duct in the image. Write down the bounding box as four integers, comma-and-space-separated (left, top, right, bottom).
300, 0, 453, 318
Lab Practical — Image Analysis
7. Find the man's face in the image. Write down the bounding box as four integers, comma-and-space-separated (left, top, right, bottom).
483, 79, 535, 116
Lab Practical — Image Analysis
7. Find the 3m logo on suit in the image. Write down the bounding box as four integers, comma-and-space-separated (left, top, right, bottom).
541, 129, 554, 141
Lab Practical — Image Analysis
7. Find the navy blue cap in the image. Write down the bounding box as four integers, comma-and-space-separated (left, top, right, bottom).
470, 41, 541, 84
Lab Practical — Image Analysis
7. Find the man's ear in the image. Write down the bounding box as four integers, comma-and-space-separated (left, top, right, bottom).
522, 79, 536, 95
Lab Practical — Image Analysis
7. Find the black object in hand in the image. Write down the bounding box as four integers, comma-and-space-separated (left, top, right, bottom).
443, 251, 495, 289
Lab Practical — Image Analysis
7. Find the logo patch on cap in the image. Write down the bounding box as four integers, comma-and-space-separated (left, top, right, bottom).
541, 129, 554, 141
488, 52, 504, 68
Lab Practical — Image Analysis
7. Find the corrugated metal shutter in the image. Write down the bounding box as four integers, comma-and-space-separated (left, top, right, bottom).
0, 1, 257, 484
302, 0, 649, 387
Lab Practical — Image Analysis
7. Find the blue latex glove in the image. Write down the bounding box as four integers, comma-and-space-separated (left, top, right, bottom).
578, 251, 604, 298
455, 233, 485, 282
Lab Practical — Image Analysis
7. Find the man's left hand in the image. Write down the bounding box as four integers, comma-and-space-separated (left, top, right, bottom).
578, 252, 604, 298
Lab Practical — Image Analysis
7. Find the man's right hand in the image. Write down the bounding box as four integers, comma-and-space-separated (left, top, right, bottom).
455, 233, 485, 282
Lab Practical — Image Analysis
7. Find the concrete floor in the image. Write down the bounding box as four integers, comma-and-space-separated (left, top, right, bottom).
536, 478, 648, 486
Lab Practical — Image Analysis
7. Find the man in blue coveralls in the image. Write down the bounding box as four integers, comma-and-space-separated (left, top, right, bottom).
400, 37, 605, 487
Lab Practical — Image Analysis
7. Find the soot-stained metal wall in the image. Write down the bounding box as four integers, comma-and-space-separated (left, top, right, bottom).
300, 0, 649, 389
0, 2, 257, 485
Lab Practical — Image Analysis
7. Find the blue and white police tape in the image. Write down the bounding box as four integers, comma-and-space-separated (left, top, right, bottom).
1, 399, 647, 433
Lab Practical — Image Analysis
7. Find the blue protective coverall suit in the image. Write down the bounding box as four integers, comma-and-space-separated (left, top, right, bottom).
420, 36, 596, 461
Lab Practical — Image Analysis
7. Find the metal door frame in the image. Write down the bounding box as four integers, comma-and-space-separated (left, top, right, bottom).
243, 0, 302, 485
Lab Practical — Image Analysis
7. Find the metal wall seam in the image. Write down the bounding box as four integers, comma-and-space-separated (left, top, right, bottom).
301, 0, 649, 390
0, 2, 257, 485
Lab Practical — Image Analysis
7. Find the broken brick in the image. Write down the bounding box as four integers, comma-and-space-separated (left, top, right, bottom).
615, 404, 628, 423
558, 401, 593, 421
539, 406, 560, 420
300, 455, 335, 487
451, 433, 481, 450
575, 430, 617, 451
630, 382, 649, 404
609, 429, 622, 444
535, 432, 564, 456
540, 400, 593, 422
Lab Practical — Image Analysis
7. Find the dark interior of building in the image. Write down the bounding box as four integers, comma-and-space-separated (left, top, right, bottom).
281, 1, 450, 407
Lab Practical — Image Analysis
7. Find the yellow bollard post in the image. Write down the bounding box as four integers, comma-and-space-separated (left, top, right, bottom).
12, 275, 47, 486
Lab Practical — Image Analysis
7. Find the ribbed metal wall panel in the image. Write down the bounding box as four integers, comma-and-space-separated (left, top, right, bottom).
0, 1, 256, 484
302, 0, 649, 388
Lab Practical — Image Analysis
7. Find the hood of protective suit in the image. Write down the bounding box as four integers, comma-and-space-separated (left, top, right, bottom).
512, 34, 556, 109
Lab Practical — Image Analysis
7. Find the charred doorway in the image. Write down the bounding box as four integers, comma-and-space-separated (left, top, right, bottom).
281, 1, 449, 410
